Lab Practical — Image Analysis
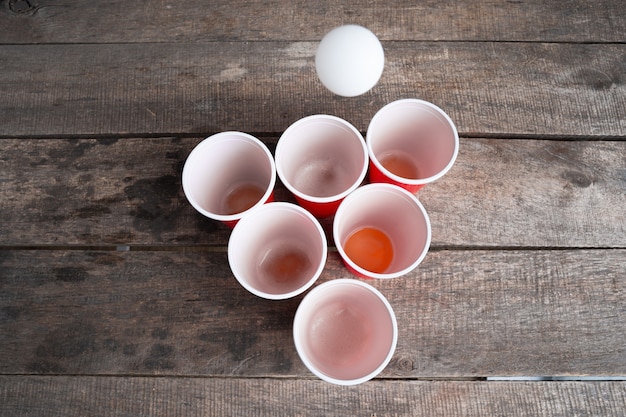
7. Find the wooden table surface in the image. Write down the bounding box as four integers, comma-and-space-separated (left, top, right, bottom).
1, 0, 625, 415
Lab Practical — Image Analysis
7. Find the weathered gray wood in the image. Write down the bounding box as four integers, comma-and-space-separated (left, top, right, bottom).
1, 249, 624, 377
0, 137, 228, 246
2, 0, 624, 414
1, 376, 625, 417
421, 138, 626, 248
1, 138, 624, 247
1, 0, 624, 43
1, 42, 624, 137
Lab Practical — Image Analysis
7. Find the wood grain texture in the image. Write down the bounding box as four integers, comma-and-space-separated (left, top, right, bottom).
1, 138, 623, 247
2, 0, 625, 411
421, 138, 626, 248
1, 249, 624, 377
0, 137, 227, 246
1, 376, 625, 417
0, 0, 625, 43
1, 42, 625, 137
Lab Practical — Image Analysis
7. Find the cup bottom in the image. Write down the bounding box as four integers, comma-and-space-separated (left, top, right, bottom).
378, 150, 420, 179
255, 240, 314, 294
294, 279, 397, 385
220, 182, 266, 215
343, 227, 393, 274
305, 298, 374, 377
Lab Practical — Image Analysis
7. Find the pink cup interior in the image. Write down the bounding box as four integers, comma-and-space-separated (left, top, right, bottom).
276, 115, 368, 213
228, 202, 327, 299
293, 279, 397, 385
182, 132, 276, 224
367, 99, 459, 187
333, 183, 431, 279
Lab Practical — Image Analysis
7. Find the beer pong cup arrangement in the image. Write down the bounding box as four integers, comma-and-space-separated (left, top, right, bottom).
228, 202, 327, 300
182, 99, 458, 385
275, 115, 368, 218
293, 279, 397, 385
367, 99, 459, 193
182, 132, 276, 228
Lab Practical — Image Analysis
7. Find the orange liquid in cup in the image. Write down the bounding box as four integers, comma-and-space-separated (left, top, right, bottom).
259, 246, 312, 292
379, 151, 419, 179
222, 183, 265, 215
343, 227, 393, 274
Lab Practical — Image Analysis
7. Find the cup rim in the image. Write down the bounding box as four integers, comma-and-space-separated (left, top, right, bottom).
275, 114, 368, 204
227, 202, 328, 300
293, 278, 398, 385
182, 131, 277, 222
333, 183, 432, 279
366, 98, 459, 186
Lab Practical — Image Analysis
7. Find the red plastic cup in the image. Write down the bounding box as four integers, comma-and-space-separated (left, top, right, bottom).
333, 183, 431, 279
367, 99, 459, 193
293, 279, 398, 385
182, 132, 276, 228
275, 115, 368, 218
228, 202, 327, 300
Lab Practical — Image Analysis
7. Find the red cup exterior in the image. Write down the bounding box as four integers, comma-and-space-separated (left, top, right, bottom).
294, 195, 343, 219
339, 256, 371, 279
368, 160, 425, 194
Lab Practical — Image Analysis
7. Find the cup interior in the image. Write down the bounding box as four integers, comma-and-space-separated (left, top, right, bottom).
367, 100, 458, 183
228, 203, 327, 299
183, 133, 275, 220
294, 279, 397, 384
276, 116, 367, 201
334, 184, 431, 278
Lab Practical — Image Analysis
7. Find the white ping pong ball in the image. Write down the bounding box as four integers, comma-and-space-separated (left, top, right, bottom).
315, 25, 385, 97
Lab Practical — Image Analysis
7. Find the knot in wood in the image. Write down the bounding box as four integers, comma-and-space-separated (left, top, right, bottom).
396, 356, 415, 372
8, 0, 35, 14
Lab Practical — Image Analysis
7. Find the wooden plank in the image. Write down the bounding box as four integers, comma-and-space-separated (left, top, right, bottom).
1, 138, 624, 248
421, 138, 626, 248
0, 42, 625, 137
1, 376, 625, 417
0, 137, 230, 246
1, 249, 624, 377
0, 0, 624, 43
